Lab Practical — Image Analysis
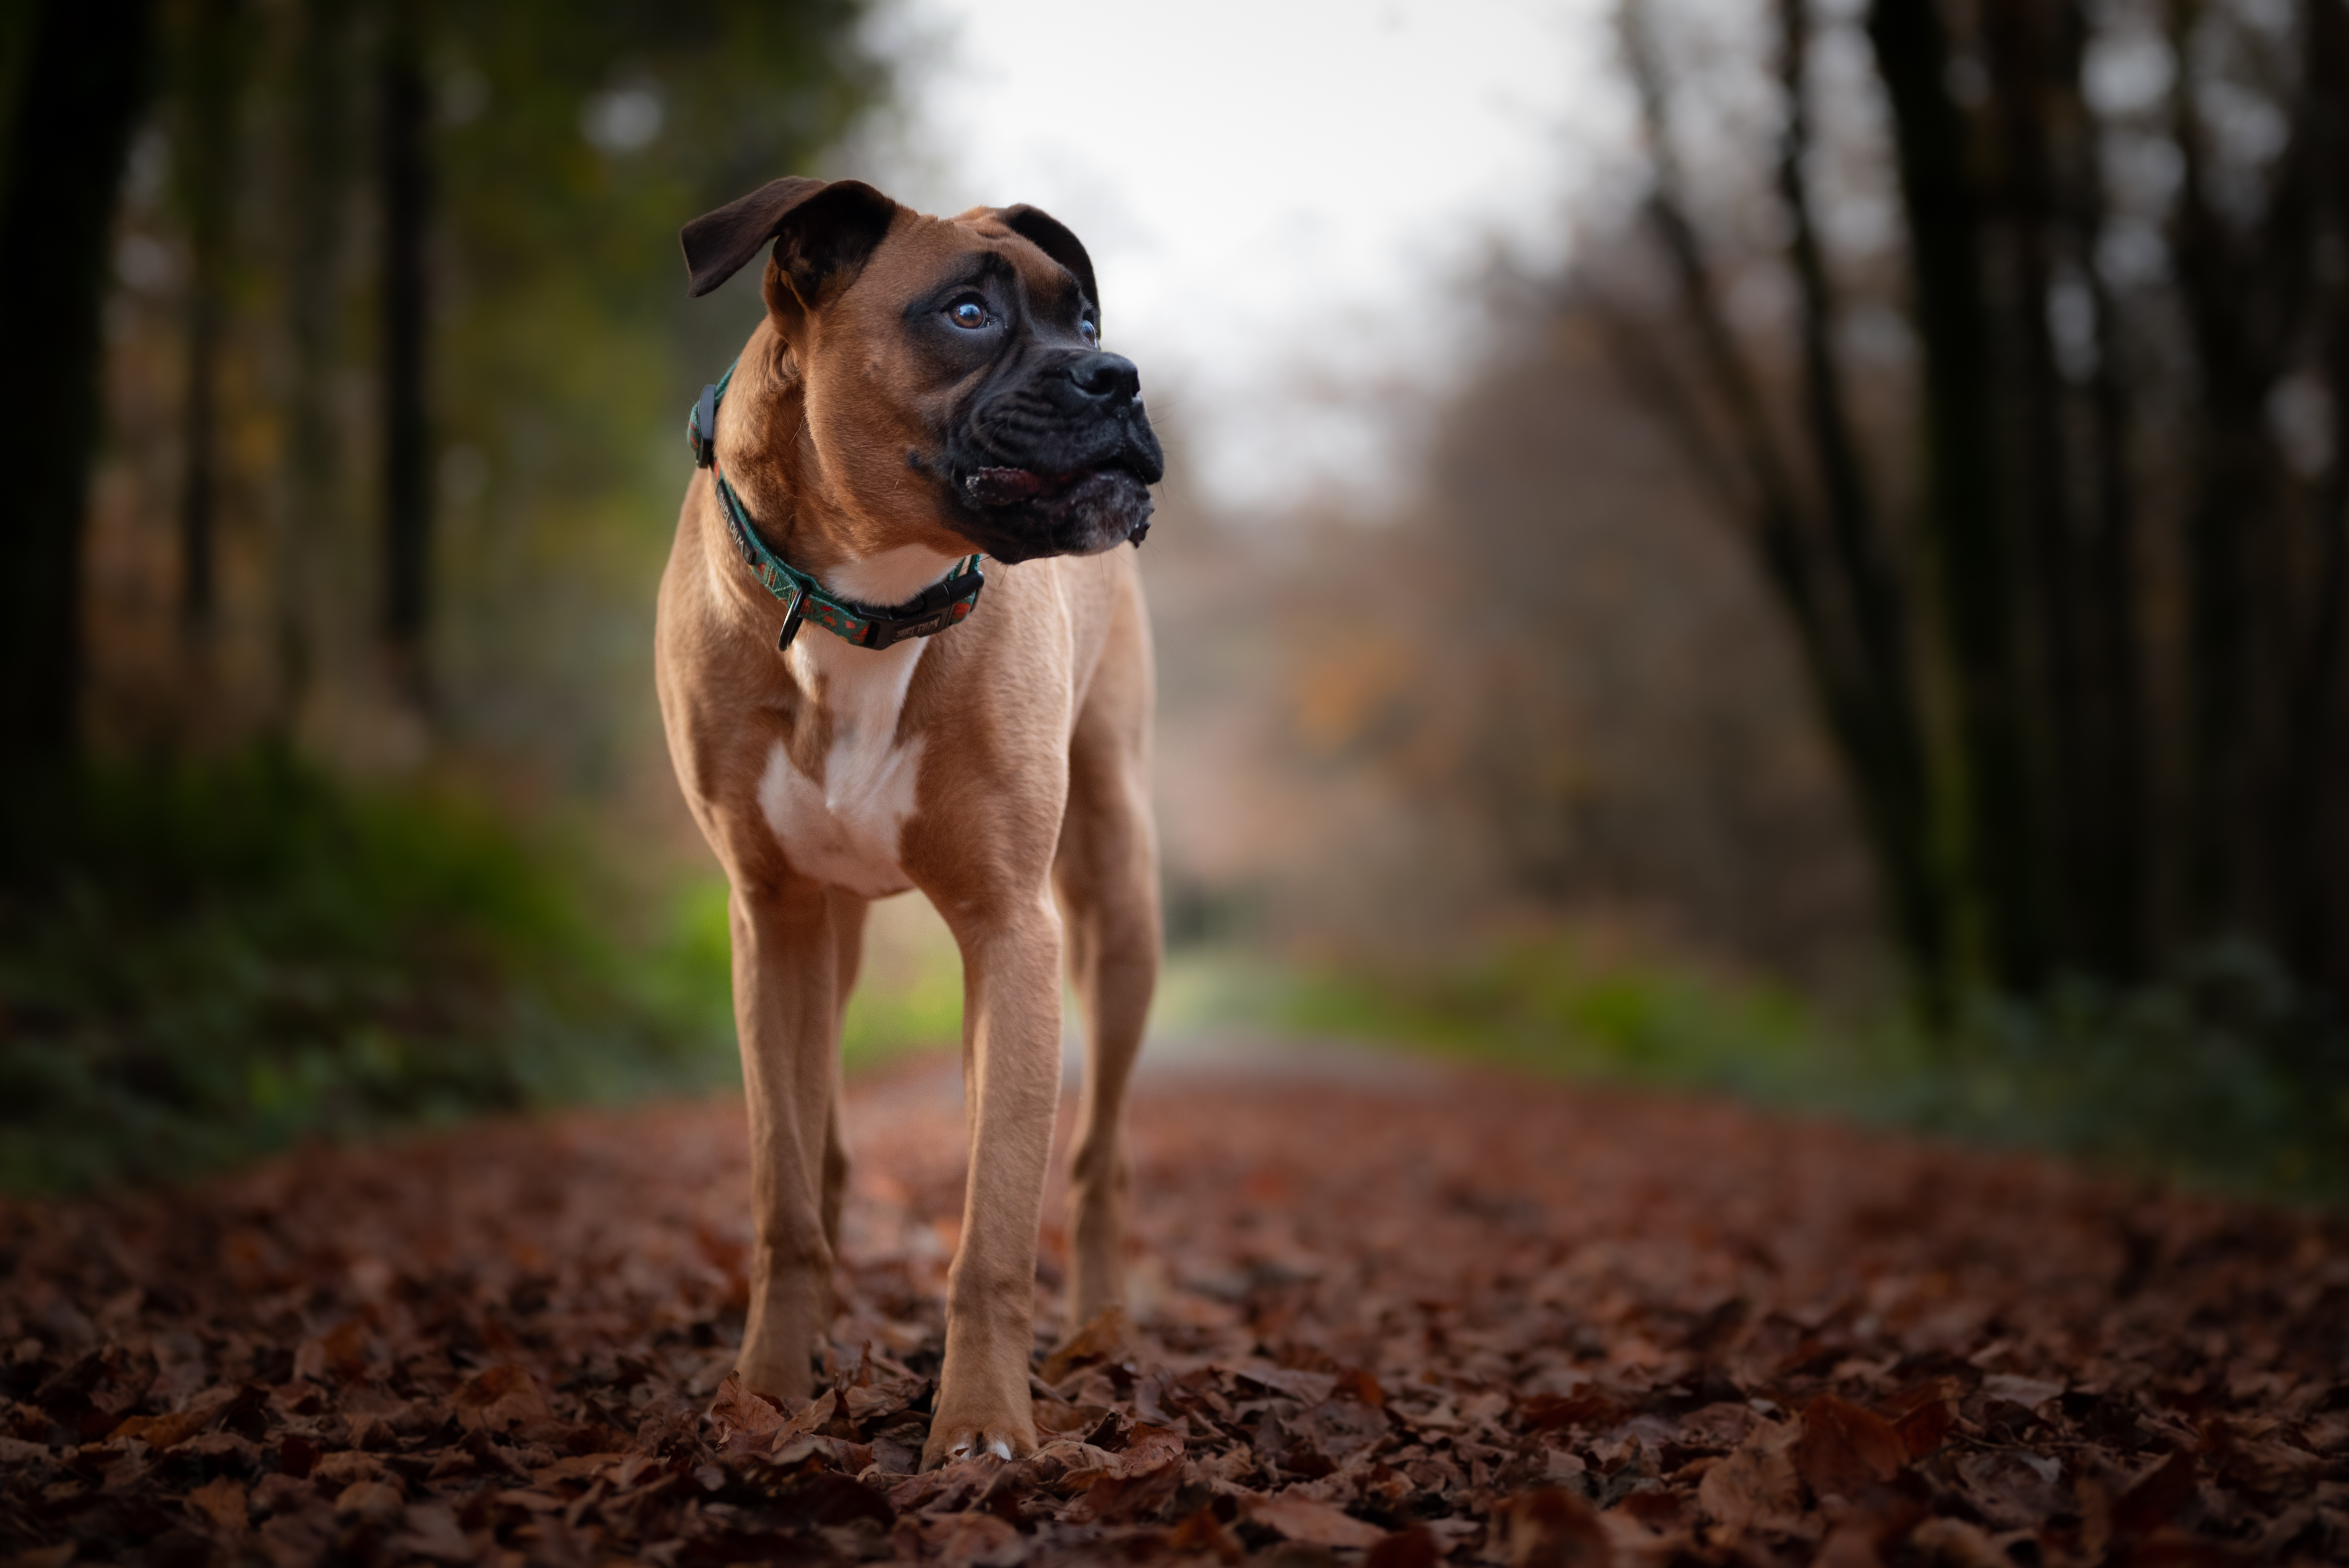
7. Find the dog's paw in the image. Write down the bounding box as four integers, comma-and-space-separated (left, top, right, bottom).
733, 1349, 819, 1407
920, 1423, 1032, 1470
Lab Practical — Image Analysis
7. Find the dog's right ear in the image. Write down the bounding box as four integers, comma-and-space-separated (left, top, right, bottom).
680, 177, 898, 306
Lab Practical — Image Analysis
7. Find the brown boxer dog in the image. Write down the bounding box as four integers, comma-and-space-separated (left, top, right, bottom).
653, 177, 1163, 1468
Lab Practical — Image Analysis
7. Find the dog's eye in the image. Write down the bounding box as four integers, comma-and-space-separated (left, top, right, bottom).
948, 299, 990, 330
1079, 318, 1099, 345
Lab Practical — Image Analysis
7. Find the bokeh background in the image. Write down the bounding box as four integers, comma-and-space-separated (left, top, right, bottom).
4, 0, 2347, 1198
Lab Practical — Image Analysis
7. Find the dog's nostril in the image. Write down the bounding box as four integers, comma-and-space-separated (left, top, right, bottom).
1068, 352, 1140, 405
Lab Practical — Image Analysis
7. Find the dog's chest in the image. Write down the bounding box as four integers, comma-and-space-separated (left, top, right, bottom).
756, 633, 928, 899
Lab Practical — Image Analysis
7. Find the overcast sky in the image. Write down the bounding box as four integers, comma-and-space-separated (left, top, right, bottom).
844, 0, 1626, 513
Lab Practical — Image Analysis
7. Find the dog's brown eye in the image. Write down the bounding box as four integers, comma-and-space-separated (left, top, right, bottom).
1080, 319, 1098, 344
949, 300, 989, 329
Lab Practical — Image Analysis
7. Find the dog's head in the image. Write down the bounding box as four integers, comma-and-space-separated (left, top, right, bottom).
682, 178, 1164, 565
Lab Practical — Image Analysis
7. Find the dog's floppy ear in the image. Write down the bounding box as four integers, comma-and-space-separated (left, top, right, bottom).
995, 205, 1100, 323
680, 177, 898, 304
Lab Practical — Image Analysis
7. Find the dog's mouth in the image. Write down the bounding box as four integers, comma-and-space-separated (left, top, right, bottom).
945, 460, 1156, 563
962, 463, 1135, 509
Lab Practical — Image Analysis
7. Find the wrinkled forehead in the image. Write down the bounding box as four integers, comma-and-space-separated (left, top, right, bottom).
865, 208, 1087, 311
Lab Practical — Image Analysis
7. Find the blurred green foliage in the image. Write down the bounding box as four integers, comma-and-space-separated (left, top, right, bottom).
0, 0, 916, 1196
59, 0, 890, 782
11, 748, 2336, 1205
1161, 938, 2349, 1204
652, 878, 968, 1074
1915, 948, 2349, 1203
420, 0, 889, 786
0, 753, 744, 1194
0, 754, 979, 1196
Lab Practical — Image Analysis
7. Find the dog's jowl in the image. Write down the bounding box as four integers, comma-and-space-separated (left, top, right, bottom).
653, 178, 1164, 1468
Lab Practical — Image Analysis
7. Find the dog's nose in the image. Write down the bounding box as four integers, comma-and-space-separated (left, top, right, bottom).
1066, 352, 1140, 408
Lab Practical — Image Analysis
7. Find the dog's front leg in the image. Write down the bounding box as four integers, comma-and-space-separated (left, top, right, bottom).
923, 894, 1063, 1466
729, 876, 847, 1402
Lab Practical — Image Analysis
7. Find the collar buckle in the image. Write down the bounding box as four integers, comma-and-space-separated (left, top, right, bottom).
853, 558, 987, 651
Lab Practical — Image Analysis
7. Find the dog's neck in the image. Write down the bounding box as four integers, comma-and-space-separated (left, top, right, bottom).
704, 337, 946, 892
817, 545, 970, 607
706, 330, 966, 618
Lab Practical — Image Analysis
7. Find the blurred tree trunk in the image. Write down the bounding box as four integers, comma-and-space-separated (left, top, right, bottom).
1616, 0, 1957, 1013
2053, 0, 2151, 981
275, 0, 353, 733
1866, 0, 2047, 994
379, 0, 432, 708
176, 0, 246, 649
2276, 0, 2349, 981
1611, 0, 2349, 1008
1980, 0, 2093, 967
2165, 0, 2335, 950
1771, 0, 1951, 1015
2289, 297, 2349, 978
0, 0, 163, 774
0, 0, 42, 226
2165, 0, 2269, 934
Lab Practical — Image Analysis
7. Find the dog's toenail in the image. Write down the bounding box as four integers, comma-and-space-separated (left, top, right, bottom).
987, 1437, 1012, 1459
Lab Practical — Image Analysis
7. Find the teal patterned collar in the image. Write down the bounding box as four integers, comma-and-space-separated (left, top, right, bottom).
687, 361, 985, 653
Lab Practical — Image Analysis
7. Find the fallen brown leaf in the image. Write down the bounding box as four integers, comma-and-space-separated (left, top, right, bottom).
1501, 1487, 1612, 1567
184, 1474, 248, 1536
1794, 1393, 1908, 1501
1039, 1303, 1130, 1385
1246, 1490, 1387, 1548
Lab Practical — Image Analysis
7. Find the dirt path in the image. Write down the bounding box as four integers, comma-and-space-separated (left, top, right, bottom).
3, 1046, 2345, 1565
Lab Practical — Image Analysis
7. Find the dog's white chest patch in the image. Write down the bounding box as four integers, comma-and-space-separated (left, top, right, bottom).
754, 549, 954, 898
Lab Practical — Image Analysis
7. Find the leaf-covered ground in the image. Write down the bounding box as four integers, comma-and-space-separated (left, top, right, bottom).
4, 1047, 2347, 1566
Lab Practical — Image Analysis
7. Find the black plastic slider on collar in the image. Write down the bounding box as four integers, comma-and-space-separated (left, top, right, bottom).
689, 379, 722, 469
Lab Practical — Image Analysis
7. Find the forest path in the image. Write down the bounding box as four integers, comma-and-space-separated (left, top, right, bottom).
3, 1046, 2345, 1565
